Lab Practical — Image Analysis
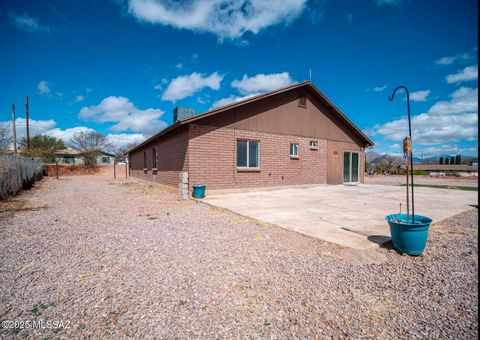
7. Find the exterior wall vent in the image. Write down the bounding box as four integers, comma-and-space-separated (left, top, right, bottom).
298, 96, 307, 108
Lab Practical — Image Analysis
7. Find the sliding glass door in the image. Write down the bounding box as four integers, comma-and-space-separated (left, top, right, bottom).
343, 151, 360, 183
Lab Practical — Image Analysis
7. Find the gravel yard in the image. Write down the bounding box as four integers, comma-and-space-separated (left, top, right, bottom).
0, 174, 478, 338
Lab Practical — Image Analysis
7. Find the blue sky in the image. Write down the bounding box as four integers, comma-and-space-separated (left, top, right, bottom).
0, 0, 478, 156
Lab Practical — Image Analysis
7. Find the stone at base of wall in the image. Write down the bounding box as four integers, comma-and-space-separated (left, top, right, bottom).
178, 171, 189, 200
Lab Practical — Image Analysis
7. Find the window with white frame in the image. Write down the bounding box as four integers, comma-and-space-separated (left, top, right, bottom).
237, 140, 259, 168
290, 143, 299, 158
152, 147, 157, 169
309, 140, 318, 150
143, 151, 147, 169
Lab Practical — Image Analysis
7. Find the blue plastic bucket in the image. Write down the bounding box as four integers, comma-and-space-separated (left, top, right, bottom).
192, 185, 206, 198
385, 214, 432, 256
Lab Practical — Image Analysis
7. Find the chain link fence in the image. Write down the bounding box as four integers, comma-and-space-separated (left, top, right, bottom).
0, 153, 43, 200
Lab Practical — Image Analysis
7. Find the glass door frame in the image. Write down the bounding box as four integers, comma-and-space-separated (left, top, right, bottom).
343, 151, 360, 184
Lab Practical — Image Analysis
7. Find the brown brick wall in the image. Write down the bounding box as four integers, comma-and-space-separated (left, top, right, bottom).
188, 124, 328, 191
129, 126, 188, 188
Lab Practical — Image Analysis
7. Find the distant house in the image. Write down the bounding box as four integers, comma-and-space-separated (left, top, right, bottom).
54, 148, 115, 166
412, 164, 478, 177
127, 81, 373, 195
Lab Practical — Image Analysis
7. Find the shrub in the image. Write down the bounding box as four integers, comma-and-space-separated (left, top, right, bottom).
412, 170, 429, 176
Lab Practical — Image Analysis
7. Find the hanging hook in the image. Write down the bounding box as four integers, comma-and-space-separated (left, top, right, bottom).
389, 85, 415, 222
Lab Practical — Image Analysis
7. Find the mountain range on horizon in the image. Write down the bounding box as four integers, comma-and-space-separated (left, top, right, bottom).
365, 151, 478, 166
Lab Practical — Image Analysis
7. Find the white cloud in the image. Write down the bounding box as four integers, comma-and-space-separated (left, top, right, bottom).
46, 126, 96, 144
212, 92, 262, 108
153, 78, 168, 91
106, 133, 146, 149
0, 118, 90, 146
1, 119, 149, 151
413, 144, 478, 157
79, 96, 167, 134
436, 56, 455, 66
409, 90, 430, 102
231, 72, 294, 95
0, 118, 57, 141
8, 11, 50, 33
0, 118, 146, 150
75, 95, 84, 102
372, 85, 388, 92
428, 87, 477, 115
369, 87, 478, 145
446, 65, 478, 83
435, 51, 475, 66
37, 80, 51, 95
161, 72, 223, 102
127, 0, 306, 40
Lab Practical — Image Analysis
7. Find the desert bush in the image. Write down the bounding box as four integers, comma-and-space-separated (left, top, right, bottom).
446, 171, 460, 177
0, 153, 43, 200
412, 170, 429, 176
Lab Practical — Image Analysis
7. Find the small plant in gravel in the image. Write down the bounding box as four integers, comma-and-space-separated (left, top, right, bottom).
258, 319, 271, 338
12, 326, 21, 335
30, 303, 48, 316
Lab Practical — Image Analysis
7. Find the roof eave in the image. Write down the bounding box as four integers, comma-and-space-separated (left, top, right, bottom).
126, 80, 374, 153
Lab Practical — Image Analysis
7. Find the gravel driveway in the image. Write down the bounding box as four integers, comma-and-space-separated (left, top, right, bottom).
0, 175, 478, 338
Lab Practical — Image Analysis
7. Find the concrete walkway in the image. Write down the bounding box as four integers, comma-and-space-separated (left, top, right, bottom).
203, 184, 478, 250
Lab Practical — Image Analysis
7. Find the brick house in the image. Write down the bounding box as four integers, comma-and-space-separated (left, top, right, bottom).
127, 81, 373, 196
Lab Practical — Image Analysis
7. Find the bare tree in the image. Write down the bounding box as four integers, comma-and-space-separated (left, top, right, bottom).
71, 131, 111, 166
375, 156, 400, 174
0, 125, 11, 151
113, 142, 138, 161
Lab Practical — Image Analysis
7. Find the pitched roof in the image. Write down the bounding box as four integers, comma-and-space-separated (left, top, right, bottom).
128, 81, 373, 153
55, 148, 115, 157
412, 164, 478, 171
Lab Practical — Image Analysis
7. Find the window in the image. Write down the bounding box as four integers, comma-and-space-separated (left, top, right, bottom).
152, 147, 157, 169
237, 140, 259, 168
309, 140, 318, 150
143, 151, 147, 169
298, 96, 307, 108
62, 156, 75, 164
290, 143, 299, 158
101, 156, 110, 164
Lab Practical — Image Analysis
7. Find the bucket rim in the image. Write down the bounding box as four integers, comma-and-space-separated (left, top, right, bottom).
385, 213, 433, 225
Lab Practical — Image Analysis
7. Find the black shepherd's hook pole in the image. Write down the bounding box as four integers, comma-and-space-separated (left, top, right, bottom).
389, 85, 415, 221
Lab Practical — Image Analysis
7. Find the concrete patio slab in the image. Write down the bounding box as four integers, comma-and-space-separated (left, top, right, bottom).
203, 184, 478, 250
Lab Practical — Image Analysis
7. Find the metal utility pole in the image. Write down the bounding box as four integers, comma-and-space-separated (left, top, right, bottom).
389, 86, 415, 222
11, 104, 17, 154
26, 96, 30, 151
